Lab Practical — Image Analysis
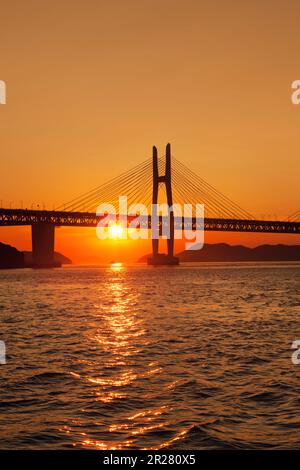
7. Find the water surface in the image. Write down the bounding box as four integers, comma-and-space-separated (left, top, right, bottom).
0, 263, 300, 449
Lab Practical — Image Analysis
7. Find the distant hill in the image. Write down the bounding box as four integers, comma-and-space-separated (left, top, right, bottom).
53, 252, 72, 265
23, 251, 72, 266
0, 242, 24, 268
0, 242, 72, 269
138, 243, 300, 263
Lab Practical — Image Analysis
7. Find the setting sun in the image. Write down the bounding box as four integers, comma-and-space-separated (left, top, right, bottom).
109, 224, 124, 239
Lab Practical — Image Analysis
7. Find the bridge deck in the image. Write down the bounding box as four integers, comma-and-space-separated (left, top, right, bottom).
0, 209, 299, 234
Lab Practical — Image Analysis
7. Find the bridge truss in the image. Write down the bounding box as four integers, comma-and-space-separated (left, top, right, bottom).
0, 208, 299, 234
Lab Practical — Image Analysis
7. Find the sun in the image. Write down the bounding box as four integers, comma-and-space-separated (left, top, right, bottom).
109, 224, 124, 239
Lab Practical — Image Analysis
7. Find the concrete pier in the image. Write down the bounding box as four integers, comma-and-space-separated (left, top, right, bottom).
147, 254, 179, 265
31, 223, 60, 268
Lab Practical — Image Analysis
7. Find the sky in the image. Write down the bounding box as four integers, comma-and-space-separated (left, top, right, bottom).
0, 0, 300, 263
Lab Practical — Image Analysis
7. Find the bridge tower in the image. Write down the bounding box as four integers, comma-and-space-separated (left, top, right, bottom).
147, 143, 179, 265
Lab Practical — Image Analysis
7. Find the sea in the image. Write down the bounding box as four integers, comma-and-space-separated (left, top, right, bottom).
0, 263, 300, 450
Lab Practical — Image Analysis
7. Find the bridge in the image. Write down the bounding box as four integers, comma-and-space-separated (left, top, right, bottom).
1, 143, 299, 266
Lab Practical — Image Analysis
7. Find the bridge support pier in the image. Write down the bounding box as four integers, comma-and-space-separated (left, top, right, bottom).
31, 224, 60, 268
148, 143, 179, 266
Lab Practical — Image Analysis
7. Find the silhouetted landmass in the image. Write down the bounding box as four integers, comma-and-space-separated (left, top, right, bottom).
138, 244, 300, 263
0, 242, 72, 269
54, 252, 72, 265
23, 251, 72, 267
0, 242, 24, 268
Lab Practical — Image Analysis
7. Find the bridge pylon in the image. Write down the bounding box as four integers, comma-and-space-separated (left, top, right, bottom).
147, 143, 179, 266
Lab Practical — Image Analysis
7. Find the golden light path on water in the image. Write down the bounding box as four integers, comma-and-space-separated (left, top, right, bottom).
61, 263, 188, 450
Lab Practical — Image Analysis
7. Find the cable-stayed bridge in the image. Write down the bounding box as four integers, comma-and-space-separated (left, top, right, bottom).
0, 144, 299, 266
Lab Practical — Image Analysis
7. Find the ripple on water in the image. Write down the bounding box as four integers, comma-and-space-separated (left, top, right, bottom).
0, 264, 300, 449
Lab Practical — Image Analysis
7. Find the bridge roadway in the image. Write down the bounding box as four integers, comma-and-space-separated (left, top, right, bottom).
1, 208, 300, 234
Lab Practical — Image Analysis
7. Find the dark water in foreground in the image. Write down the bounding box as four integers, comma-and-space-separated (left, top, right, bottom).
0, 263, 300, 450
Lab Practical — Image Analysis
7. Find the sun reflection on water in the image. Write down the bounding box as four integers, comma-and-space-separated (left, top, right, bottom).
63, 266, 171, 449
110, 262, 123, 270
58, 267, 193, 451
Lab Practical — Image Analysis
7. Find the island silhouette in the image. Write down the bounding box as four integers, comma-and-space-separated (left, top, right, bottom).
1, 241, 300, 268
139, 243, 300, 263
0, 242, 72, 268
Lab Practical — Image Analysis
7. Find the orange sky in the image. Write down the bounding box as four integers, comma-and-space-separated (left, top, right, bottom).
0, 0, 300, 263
